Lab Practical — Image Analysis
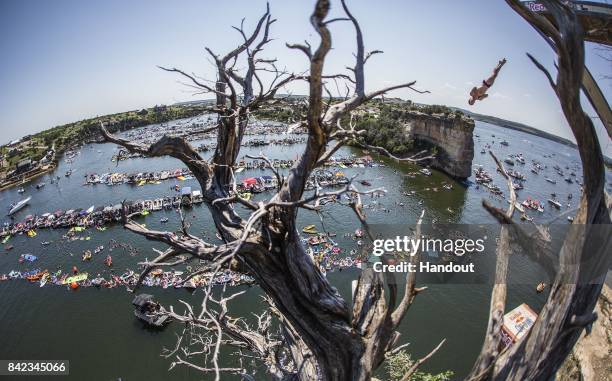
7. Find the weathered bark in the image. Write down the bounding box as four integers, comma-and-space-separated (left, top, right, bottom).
101, 2, 428, 380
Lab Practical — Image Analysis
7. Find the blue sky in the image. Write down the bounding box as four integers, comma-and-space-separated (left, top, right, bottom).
0, 0, 610, 154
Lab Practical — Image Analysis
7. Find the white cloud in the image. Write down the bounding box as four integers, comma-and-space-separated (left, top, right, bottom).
443, 82, 457, 90
465, 81, 475, 86
491, 92, 511, 100
523, 93, 532, 97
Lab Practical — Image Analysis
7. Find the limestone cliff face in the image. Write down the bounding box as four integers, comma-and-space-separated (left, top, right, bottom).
556, 283, 611, 381
400, 111, 475, 178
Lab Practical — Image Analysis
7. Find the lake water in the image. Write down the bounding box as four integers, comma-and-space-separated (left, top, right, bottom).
0, 118, 610, 380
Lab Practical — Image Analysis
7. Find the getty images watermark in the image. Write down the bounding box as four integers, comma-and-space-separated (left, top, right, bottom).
357, 224, 610, 285
371, 234, 485, 274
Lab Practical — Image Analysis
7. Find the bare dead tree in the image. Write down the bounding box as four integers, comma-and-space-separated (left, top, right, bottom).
466, 1, 611, 380
101, 1, 433, 380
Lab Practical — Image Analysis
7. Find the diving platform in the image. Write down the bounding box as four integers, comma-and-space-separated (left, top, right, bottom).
523, 1, 612, 45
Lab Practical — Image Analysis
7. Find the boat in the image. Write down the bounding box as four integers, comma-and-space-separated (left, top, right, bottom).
160, 217, 169, 223
536, 282, 546, 293
40, 273, 50, 287
547, 199, 562, 209
62, 273, 88, 285
132, 294, 172, 327
500, 303, 537, 349
36, 182, 46, 189
545, 178, 556, 184
27, 230, 37, 238
65, 169, 72, 177
238, 192, 252, 201
152, 199, 163, 211
504, 158, 515, 166
26, 271, 45, 281
20, 254, 37, 262
105, 255, 113, 267
8, 196, 31, 215
82, 250, 92, 261
302, 225, 318, 234
17, 187, 25, 193
419, 168, 432, 176
500, 140, 509, 146
86, 205, 95, 214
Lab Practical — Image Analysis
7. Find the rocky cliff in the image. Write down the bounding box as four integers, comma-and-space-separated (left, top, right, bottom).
399, 111, 475, 179
556, 283, 611, 381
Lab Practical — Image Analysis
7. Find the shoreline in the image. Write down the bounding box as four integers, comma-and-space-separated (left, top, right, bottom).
0, 164, 56, 192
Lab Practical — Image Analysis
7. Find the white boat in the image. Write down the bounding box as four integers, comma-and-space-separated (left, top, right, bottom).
547, 199, 562, 209
419, 168, 432, 176
151, 199, 163, 211
86, 205, 95, 214
8, 196, 31, 216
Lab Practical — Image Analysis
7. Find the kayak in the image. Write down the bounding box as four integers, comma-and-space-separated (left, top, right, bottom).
1, 235, 10, 244
21, 254, 38, 262
302, 225, 318, 234
27, 230, 37, 237
40, 273, 50, 288
177, 176, 186, 181
141, 210, 150, 216
62, 273, 88, 285
235, 167, 245, 173
26, 271, 45, 281
239, 192, 252, 201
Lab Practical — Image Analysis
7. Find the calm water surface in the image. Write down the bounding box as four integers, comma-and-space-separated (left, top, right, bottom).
1, 119, 610, 380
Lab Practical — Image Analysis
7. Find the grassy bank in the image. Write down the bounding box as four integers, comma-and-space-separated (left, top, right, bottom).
0, 104, 208, 186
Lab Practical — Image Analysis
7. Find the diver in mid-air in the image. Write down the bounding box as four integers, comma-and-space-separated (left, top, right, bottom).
468, 58, 507, 105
